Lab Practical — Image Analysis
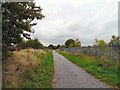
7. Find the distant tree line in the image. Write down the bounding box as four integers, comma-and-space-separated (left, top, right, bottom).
48, 44, 60, 50
17, 38, 44, 49
49, 35, 119, 50
47, 39, 81, 50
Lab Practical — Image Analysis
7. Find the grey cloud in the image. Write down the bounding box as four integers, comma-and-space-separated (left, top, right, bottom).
32, 0, 118, 46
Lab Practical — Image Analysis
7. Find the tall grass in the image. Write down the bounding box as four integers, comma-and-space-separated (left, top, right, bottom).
58, 51, 120, 89
3, 49, 54, 88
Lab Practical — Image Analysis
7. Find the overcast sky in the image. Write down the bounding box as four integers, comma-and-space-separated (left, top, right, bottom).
32, 0, 118, 46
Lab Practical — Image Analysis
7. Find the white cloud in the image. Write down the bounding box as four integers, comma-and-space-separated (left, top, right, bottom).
32, 0, 119, 46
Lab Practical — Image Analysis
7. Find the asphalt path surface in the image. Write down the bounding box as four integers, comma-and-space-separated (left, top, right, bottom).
53, 51, 111, 88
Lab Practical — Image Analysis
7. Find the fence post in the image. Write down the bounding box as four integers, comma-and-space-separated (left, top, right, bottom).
118, 44, 120, 70
95, 46, 98, 57
110, 44, 113, 62
88, 46, 90, 56
116, 38, 119, 69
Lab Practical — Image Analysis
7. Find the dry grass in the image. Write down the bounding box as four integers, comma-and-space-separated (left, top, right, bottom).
2, 49, 53, 88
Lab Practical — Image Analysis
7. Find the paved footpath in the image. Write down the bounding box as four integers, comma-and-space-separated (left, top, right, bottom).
53, 51, 112, 88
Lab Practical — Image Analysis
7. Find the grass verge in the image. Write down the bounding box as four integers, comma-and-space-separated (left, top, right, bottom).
3, 49, 54, 88
58, 51, 120, 89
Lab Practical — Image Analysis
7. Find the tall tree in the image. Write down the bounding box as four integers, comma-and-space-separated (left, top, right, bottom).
2, 2, 44, 59
65, 39, 81, 48
65, 39, 75, 48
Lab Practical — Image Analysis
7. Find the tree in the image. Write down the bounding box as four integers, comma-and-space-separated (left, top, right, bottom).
60, 45, 65, 48
2, 2, 44, 59
26, 39, 35, 48
47, 44, 61, 50
65, 39, 75, 48
65, 39, 81, 48
26, 39, 43, 49
56, 44, 60, 49
17, 39, 26, 49
95, 39, 107, 55
75, 39, 81, 47
109, 35, 119, 44
95, 39, 107, 46
48, 44, 54, 49
34, 38, 43, 49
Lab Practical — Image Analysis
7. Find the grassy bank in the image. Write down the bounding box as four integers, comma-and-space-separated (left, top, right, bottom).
58, 51, 120, 88
3, 49, 54, 88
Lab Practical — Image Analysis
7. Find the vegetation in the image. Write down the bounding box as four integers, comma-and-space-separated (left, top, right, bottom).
109, 35, 120, 44
48, 44, 60, 50
94, 39, 108, 55
17, 38, 44, 49
3, 49, 54, 88
59, 45, 65, 49
1, 0, 119, 89
65, 39, 81, 48
25, 38, 44, 49
58, 51, 120, 88
75, 39, 81, 47
95, 39, 107, 46
65, 39, 75, 48
2, 1, 44, 60
94, 35, 120, 46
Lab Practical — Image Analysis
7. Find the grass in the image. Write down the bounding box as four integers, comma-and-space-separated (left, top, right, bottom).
58, 50, 120, 89
3, 49, 54, 88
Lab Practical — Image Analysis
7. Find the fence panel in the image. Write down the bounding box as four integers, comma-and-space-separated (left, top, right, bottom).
62, 44, 119, 62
